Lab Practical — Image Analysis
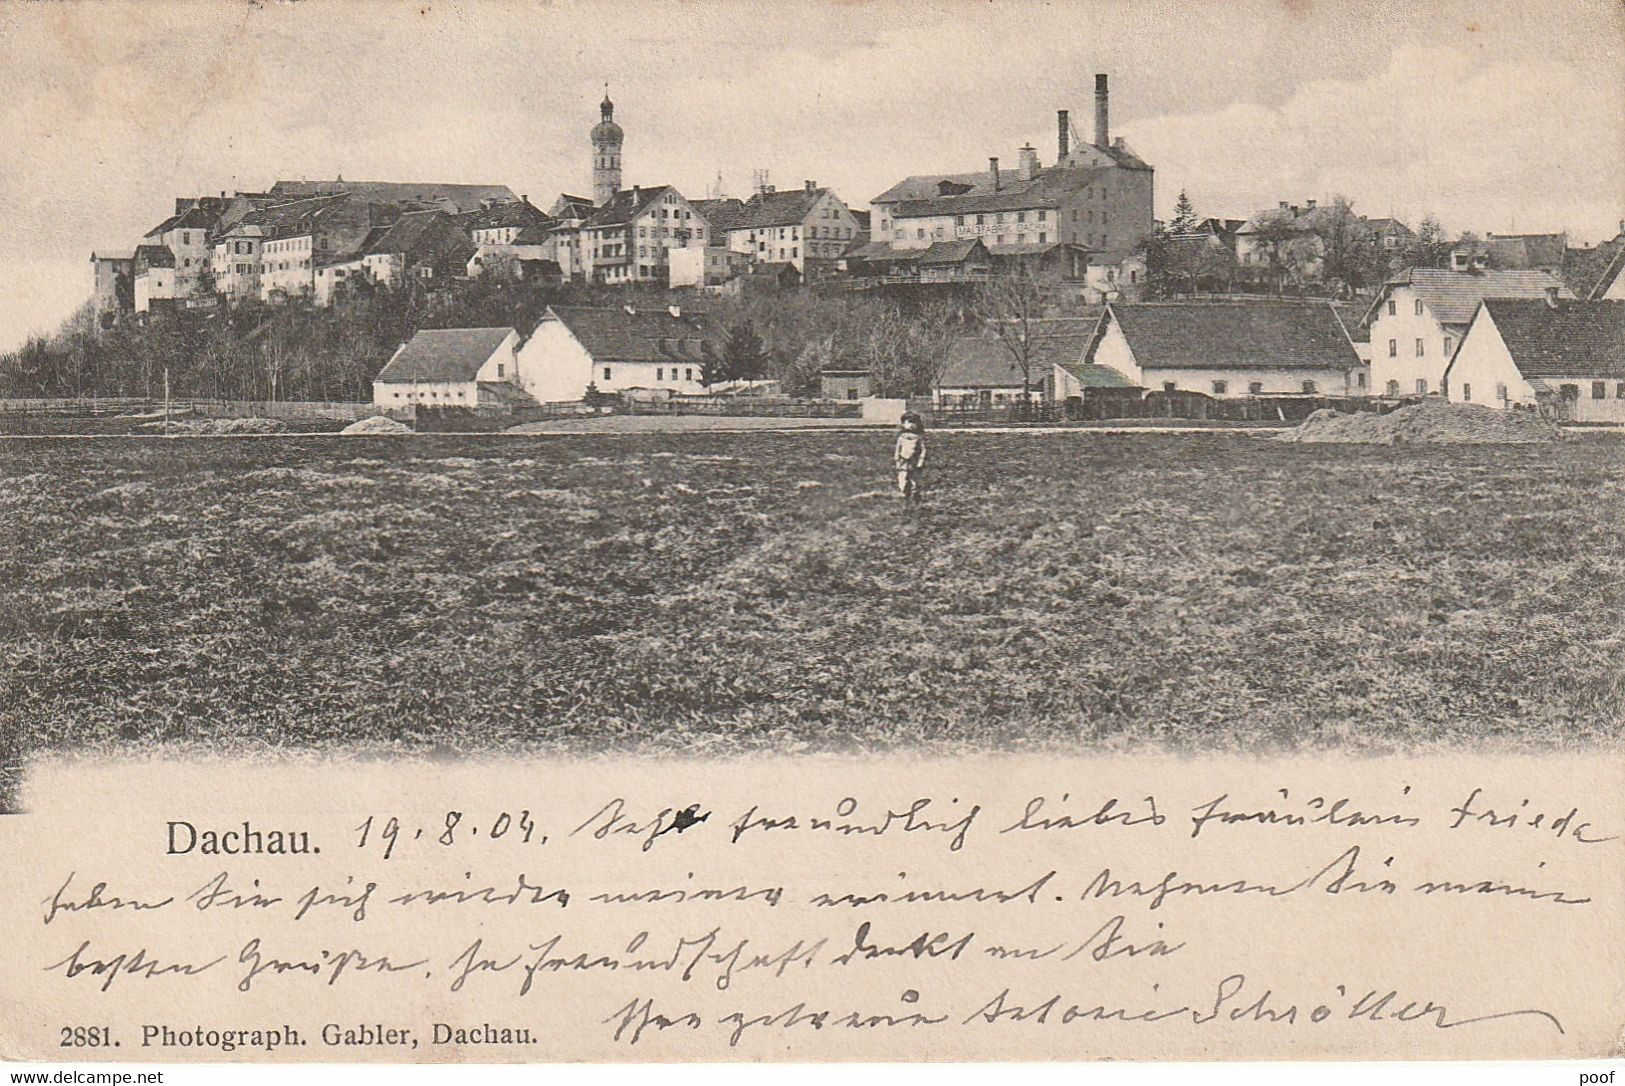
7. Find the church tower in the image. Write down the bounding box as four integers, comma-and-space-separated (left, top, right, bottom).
590, 88, 623, 207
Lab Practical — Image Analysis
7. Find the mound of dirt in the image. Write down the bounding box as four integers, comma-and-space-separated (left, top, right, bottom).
340, 415, 413, 435
1278, 400, 1560, 444
140, 417, 287, 435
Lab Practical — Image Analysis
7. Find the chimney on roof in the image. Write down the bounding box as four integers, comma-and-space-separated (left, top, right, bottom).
1543, 284, 1561, 308
1279, 201, 1290, 210
1306, 199, 1317, 210
1057, 110, 1070, 162
805, 179, 815, 193
989, 157, 1000, 192
632, 184, 640, 203
668, 304, 682, 318
1094, 74, 1109, 148
1019, 144, 1039, 181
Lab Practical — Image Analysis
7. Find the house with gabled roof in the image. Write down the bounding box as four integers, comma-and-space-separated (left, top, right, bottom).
1084, 302, 1367, 397
938, 323, 1136, 405
844, 238, 993, 286
142, 201, 220, 299
721, 181, 860, 272
516, 304, 709, 402
1365, 265, 1573, 397
371, 326, 524, 408
1444, 298, 1625, 422
579, 184, 703, 284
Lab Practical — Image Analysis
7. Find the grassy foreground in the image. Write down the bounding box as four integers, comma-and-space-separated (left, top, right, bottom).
1, 431, 1620, 756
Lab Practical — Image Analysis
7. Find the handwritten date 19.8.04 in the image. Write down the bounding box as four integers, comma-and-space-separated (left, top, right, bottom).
353, 812, 543, 859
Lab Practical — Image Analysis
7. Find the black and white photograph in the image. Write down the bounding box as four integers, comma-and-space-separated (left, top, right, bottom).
0, 0, 1620, 1073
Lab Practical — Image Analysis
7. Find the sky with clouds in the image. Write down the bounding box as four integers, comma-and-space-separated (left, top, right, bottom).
1, 0, 1621, 351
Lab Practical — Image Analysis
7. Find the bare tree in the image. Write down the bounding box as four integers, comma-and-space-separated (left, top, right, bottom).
974, 265, 1053, 405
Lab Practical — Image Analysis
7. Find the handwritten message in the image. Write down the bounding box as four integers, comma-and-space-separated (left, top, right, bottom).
1, 754, 1620, 1062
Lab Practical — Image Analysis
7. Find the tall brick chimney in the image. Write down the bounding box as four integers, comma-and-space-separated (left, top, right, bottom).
989, 157, 1000, 192
1094, 74, 1109, 149
1057, 110, 1070, 162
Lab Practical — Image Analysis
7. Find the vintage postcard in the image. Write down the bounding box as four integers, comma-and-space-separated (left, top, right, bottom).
0, 0, 1621, 1068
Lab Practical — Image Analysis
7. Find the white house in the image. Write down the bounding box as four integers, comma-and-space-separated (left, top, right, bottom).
515, 305, 708, 402
935, 327, 1138, 405
1085, 302, 1367, 396
1443, 298, 1625, 423
1364, 264, 1572, 398
371, 326, 522, 408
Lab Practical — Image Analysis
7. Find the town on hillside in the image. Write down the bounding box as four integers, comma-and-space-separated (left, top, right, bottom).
34, 77, 1625, 427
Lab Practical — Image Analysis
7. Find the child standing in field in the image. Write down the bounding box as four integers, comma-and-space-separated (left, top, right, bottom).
893, 411, 927, 503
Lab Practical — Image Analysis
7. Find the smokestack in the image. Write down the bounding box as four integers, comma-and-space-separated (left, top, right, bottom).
805, 179, 815, 193
1018, 144, 1039, 182
1057, 110, 1070, 162
1094, 73, 1109, 148
989, 157, 1000, 191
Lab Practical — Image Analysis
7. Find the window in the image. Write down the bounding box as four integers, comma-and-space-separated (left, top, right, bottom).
1211, 380, 1228, 395
1162, 381, 1177, 392
1387, 300, 1396, 316
1017, 212, 1026, 223
1497, 383, 1509, 401
1037, 210, 1046, 221
656, 368, 664, 381
1248, 382, 1264, 395
685, 368, 693, 381
1416, 379, 1428, 395
1444, 336, 1454, 356
1039, 233, 1046, 244
1462, 383, 1471, 401
917, 229, 925, 240
496, 363, 504, 378
1302, 380, 1317, 394
603, 367, 612, 381
1387, 379, 1400, 396
976, 215, 984, 225
1415, 299, 1424, 316
1592, 381, 1607, 400
1559, 384, 1579, 399
1388, 339, 1397, 357
1415, 338, 1424, 357
1617, 383, 1625, 400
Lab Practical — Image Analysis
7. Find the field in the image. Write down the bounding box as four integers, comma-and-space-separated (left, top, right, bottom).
1, 431, 1621, 762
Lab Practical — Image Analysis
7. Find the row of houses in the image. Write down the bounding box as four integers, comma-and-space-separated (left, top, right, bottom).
90, 78, 1161, 321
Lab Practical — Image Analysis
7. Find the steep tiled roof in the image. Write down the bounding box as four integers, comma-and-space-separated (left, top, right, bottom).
542, 306, 706, 362
269, 180, 516, 214
512, 224, 553, 245
550, 194, 596, 220
690, 197, 746, 234
364, 210, 471, 256
1482, 299, 1625, 379
1331, 302, 1371, 344
463, 200, 553, 232
374, 327, 516, 383
227, 194, 350, 239
1105, 303, 1362, 371
843, 239, 991, 266
133, 244, 174, 269
940, 333, 1099, 388
1375, 267, 1573, 326
1577, 234, 1625, 300
1487, 232, 1567, 270
585, 186, 678, 229
735, 188, 829, 229
874, 169, 1029, 205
